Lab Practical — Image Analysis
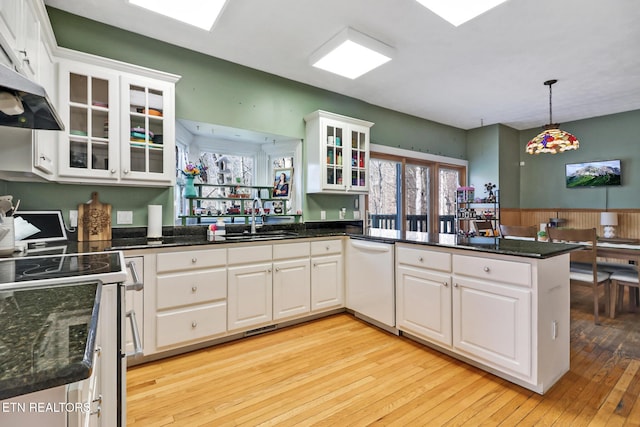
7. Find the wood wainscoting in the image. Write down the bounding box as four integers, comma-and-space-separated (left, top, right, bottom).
501, 208, 640, 239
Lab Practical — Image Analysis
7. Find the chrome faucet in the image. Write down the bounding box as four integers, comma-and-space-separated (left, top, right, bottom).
251, 196, 263, 234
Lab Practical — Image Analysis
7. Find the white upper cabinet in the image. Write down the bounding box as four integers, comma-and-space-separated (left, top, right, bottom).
120, 75, 175, 183
0, 0, 42, 80
304, 110, 373, 194
56, 52, 179, 186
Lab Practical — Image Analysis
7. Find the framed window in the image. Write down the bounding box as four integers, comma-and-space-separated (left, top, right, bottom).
368, 146, 466, 233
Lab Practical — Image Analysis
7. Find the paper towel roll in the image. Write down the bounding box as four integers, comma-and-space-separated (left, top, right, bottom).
147, 205, 163, 238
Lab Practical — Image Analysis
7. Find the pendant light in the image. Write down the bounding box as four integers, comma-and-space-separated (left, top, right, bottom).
525, 79, 579, 154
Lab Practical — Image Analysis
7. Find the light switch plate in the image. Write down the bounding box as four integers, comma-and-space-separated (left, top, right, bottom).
117, 210, 133, 225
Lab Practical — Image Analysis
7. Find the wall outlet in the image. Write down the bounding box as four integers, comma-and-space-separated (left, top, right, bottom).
69, 210, 78, 227
320, 210, 326, 220
117, 210, 133, 225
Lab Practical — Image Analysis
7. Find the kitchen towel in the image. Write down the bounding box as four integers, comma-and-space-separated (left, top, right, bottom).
147, 205, 162, 238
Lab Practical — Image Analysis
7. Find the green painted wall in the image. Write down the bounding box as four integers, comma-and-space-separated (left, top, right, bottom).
467, 125, 499, 199
497, 125, 521, 209
519, 110, 640, 209
24, 8, 466, 223
5, 182, 172, 228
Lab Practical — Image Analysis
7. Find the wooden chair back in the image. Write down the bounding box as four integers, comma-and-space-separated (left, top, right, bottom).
499, 224, 538, 239
546, 227, 597, 265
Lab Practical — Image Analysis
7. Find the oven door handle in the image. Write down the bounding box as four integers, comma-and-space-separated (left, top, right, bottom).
125, 261, 144, 292
126, 310, 143, 357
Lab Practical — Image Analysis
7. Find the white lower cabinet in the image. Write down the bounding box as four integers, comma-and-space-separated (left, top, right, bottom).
273, 242, 311, 320
227, 245, 273, 332
152, 248, 227, 351
310, 240, 344, 311
396, 264, 452, 347
396, 243, 570, 394
452, 276, 531, 377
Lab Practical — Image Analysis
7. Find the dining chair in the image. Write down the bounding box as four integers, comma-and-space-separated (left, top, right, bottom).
547, 227, 611, 324
473, 220, 494, 236
610, 266, 639, 318
499, 224, 538, 239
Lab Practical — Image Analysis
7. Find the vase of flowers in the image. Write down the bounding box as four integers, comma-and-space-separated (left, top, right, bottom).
180, 163, 206, 198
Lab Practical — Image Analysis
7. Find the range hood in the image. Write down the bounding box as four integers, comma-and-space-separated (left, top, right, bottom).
0, 64, 64, 130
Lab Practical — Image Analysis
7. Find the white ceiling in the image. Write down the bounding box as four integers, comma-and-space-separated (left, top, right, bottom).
44, 0, 640, 131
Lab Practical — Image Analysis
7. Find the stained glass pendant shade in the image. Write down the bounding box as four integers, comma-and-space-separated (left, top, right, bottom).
526, 79, 579, 155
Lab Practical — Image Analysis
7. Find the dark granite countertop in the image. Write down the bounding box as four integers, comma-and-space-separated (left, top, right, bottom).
354, 229, 582, 259
16, 221, 579, 259
0, 282, 101, 400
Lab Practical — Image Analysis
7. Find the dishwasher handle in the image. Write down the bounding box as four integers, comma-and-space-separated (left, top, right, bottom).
350, 240, 392, 253
125, 261, 144, 292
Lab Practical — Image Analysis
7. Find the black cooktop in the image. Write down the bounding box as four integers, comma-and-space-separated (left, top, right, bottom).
0, 252, 123, 285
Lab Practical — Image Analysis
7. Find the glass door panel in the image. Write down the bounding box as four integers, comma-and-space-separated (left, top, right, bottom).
368, 159, 400, 230
128, 85, 165, 174
351, 130, 367, 189
324, 123, 344, 186
405, 164, 430, 232
438, 167, 460, 234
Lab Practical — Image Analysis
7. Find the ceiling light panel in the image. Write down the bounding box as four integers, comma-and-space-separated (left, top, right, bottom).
129, 0, 227, 31
416, 0, 509, 26
310, 28, 393, 79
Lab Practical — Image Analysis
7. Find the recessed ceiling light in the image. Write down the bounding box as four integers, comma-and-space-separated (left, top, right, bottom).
128, 0, 227, 31
310, 28, 393, 79
415, 0, 509, 26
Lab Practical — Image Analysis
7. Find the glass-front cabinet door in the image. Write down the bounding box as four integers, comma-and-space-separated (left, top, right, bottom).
350, 125, 369, 191
58, 62, 119, 180
322, 119, 346, 190
120, 76, 174, 183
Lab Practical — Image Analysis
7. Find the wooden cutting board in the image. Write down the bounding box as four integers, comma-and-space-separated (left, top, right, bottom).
78, 192, 112, 241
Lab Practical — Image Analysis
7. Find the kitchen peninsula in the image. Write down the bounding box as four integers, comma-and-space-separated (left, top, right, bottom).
92, 224, 578, 395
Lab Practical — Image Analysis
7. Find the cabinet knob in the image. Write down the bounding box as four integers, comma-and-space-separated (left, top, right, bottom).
39, 155, 47, 160
443, 282, 448, 287
191, 321, 197, 328
267, 268, 272, 273
326, 246, 330, 251
191, 286, 197, 292
483, 266, 490, 272
92, 394, 102, 405
90, 406, 101, 417
110, 169, 116, 174
191, 258, 197, 263
418, 256, 424, 262
123, 169, 129, 174
454, 283, 459, 288
275, 267, 280, 272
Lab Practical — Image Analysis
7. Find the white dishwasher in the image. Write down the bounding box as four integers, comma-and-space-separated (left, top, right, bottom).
346, 238, 396, 330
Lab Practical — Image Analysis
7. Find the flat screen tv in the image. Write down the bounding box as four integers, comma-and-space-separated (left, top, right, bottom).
565, 159, 621, 188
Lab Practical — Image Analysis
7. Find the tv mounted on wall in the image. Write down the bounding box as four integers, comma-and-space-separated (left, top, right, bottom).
565, 159, 621, 188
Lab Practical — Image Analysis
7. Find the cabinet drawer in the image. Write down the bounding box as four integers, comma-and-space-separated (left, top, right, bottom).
453, 254, 531, 287
396, 246, 451, 272
273, 241, 310, 260
157, 248, 226, 273
228, 244, 272, 265
157, 269, 226, 310
156, 302, 227, 348
311, 239, 343, 256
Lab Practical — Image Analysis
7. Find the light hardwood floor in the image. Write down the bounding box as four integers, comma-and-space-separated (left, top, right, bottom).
127, 285, 640, 426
